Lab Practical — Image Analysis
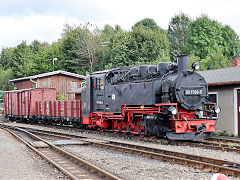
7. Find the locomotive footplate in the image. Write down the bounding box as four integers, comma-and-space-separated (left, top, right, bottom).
166, 132, 214, 141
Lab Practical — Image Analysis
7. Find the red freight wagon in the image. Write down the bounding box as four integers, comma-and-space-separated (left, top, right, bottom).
4, 91, 13, 117
4, 88, 56, 121
36, 100, 81, 125
12, 91, 20, 117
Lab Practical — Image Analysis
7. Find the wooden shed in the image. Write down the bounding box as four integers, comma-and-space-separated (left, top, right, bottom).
9, 70, 85, 100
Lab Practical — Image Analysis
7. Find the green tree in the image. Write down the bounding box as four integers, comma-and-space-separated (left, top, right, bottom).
132, 25, 169, 64
201, 48, 230, 70
61, 24, 105, 74
11, 41, 34, 78
168, 12, 192, 61
187, 15, 239, 59
110, 31, 137, 66
114, 24, 123, 32
186, 15, 239, 69
0, 47, 15, 70
0, 66, 14, 90
133, 18, 161, 32
30, 40, 52, 74
109, 20, 170, 67
43, 41, 64, 72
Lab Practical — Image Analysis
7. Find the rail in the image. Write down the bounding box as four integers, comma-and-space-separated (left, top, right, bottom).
3, 124, 240, 177
0, 124, 121, 180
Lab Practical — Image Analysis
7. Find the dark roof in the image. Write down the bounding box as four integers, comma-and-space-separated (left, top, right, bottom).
198, 67, 240, 86
9, 70, 85, 83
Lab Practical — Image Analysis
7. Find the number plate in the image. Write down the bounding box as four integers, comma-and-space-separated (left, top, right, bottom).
185, 89, 203, 95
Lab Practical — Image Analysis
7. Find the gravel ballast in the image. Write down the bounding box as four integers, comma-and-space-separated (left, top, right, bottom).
4, 122, 240, 180
0, 128, 69, 179
63, 145, 213, 180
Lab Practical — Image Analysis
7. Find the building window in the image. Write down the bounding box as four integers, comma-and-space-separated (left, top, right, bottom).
209, 93, 217, 104
208, 92, 218, 118
71, 82, 78, 91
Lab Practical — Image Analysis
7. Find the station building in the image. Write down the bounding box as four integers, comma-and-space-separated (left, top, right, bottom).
9, 70, 85, 100
199, 56, 240, 136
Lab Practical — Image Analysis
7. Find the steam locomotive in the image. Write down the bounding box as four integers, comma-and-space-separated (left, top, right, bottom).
81, 55, 220, 140
4, 55, 220, 140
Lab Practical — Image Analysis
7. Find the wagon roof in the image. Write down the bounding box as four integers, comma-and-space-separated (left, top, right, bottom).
198, 66, 240, 86
9, 70, 85, 83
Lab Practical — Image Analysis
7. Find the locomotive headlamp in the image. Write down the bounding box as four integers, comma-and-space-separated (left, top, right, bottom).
168, 106, 178, 115
192, 62, 200, 70
213, 106, 221, 114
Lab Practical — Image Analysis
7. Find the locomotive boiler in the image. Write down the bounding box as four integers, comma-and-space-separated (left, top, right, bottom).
81, 55, 220, 140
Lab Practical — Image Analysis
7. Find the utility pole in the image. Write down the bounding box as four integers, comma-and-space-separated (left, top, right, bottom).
53, 58, 57, 71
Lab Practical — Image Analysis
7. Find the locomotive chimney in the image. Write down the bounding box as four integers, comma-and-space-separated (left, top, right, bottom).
177, 55, 188, 73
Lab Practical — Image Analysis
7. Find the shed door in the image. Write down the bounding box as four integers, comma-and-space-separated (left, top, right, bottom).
238, 89, 240, 135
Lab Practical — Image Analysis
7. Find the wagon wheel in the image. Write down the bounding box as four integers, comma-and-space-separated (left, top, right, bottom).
126, 123, 134, 134
112, 121, 118, 134
118, 121, 127, 135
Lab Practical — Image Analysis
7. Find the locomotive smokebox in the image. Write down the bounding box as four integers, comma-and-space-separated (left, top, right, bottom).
177, 55, 188, 73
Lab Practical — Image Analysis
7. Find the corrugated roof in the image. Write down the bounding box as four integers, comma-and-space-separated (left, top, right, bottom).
9, 70, 85, 83
198, 67, 240, 86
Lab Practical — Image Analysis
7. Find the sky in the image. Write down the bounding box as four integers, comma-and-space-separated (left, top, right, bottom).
0, 0, 239, 48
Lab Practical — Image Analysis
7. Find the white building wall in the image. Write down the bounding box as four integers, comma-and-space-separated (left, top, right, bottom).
208, 85, 240, 135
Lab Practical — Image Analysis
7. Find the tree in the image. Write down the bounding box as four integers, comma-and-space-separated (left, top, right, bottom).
0, 66, 14, 90
109, 19, 170, 67
102, 24, 115, 40
168, 12, 192, 61
0, 47, 15, 70
61, 24, 105, 74
74, 24, 103, 73
109, 31, 137, 66
186, 15, 239, 69
201, 48, 230, 70
11, 41, 34, 78
132, 25, 169, 64
43, 41, 64, 72
133, 18, 161, 32
30, 40, 52, 74
187, 15, 239, 59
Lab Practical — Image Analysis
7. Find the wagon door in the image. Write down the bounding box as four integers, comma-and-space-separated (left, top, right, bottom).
92, 76, 105, 112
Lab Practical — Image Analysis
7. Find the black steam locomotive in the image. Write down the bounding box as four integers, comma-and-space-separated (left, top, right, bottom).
4, 55, 220, 140
81, 55, 220, 140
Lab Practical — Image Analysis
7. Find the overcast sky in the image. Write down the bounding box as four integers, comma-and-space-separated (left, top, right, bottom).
0, 0, 239, 48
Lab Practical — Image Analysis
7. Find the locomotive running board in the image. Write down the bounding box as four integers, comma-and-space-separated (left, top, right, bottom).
166, 132, 214, 141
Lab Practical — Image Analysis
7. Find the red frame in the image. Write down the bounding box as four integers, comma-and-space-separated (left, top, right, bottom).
83, 103, 216, 134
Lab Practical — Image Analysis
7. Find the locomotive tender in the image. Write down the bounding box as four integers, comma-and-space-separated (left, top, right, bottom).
4, 55, 220, 140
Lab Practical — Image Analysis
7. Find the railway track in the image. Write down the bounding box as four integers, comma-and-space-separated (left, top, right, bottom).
211, 136, 240, 143
0, 124, 121, 180
2, 123, 240, 178
19, 121, 240, 154
189, 139, 240, 154
3, 121, 240, 155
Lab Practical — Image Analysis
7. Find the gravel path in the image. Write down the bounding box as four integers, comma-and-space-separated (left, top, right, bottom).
0, 128, 69, 180
3, 122, 240, 180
